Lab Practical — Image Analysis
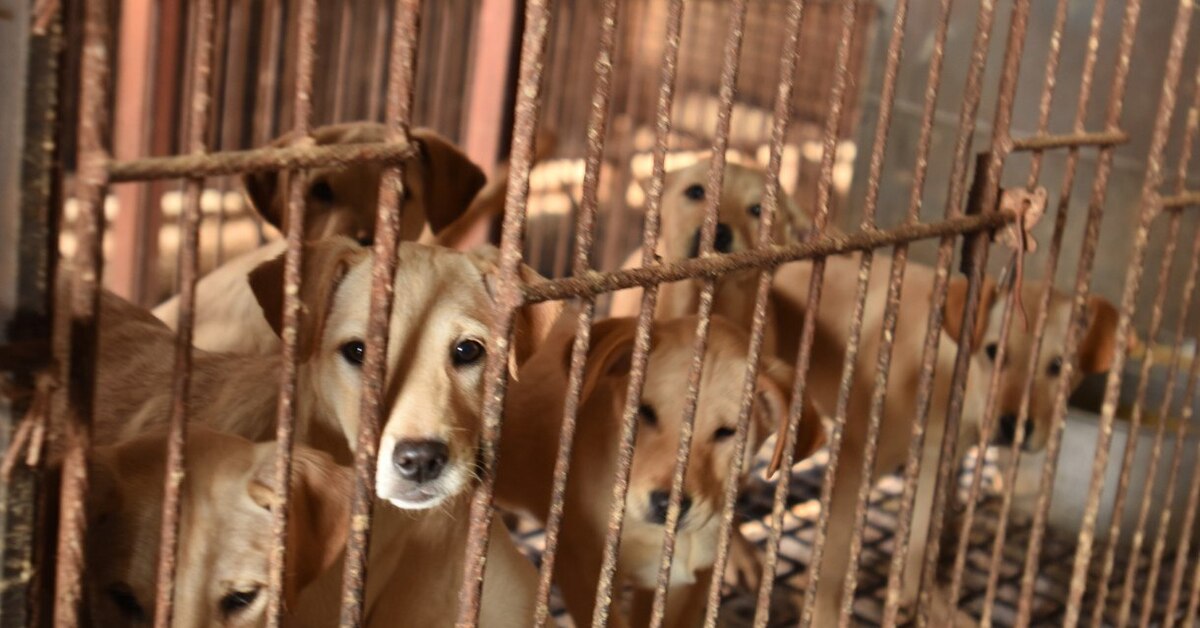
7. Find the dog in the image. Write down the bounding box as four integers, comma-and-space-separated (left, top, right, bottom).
78, 239, 557, 625
608, 157, 814, 323
152, 123, 486, 354
84, 427, 351, 627
496, 313, 825, 627
768, 253, 1120, 622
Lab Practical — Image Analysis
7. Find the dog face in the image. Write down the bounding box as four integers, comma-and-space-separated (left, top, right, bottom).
657, 159, 812, 261
85, 428, 350, 627
944, 277, 1120, 451
250, 239, 559, 510
576, 316, 824, 534
242, 123, 486, 245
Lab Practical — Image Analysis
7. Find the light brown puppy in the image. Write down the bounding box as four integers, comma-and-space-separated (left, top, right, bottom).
608, 158, 814, 323
769, 254, 1120, 622
86, 239, 557, 625
497, 314, 825, 627
85, 427, 350, 627
152, 123, 486, 354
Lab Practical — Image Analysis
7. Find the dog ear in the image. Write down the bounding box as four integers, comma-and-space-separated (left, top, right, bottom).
942, 274, 998, 348
761, 358, 826, 478
577, 317, 640, 403
248, 237, 369, 360
469, 246, 564, 373
241, 129, 311, 230
248, 444, 352, 606
1079, 295, 1121, 374
409, 128, 487, 235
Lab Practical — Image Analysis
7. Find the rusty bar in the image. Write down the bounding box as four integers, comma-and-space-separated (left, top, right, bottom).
339, 1, 422, 625
1160, 191, 1200, 209
331, 0, 354, 123
1023, 0, 1071, 188
879, 0, 959, 620
107, 140, 419, 182
1171, 400, 1200, 625
702, 0, 807, 623
530, 0, 618, 624
367, 0, 389, 123
152, 0, 217, 624
1056, 0, 1188, 621
455, 0, 550, 623
1087, 206, 1181, 627
520, 211, 1016, 304
263, 0, 317, 624
829, 0, 914, 617
253, 0, 283, 147
978, 0, 1115, 620
647, 1, 749, 623
1010, 130, 1129, 152
53, 0, 112, 622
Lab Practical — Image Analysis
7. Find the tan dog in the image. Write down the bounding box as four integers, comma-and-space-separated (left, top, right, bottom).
497, 314, 825, 627
84, 239, 557, 625
84, 427, 350, 627
152, 123, 486, 354
769, 254, 1120, 622
608, 158, 814, 322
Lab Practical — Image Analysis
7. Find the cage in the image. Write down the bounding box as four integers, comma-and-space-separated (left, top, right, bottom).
2, 0, 1200, 626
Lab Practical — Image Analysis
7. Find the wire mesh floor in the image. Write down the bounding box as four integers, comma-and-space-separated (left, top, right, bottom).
509, 447, 1196, 627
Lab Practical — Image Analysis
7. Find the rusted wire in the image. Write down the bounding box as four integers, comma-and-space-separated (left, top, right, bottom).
647, 1, 748, 624
264, 0, 317, 623
106, 140, 418, 182
339, 1, 422, 625
530, 0, 619, 624
1010, 130, 1129, 152
1054, 0, 1189, 623
702, 0, 806, 623
253, 0, 283, 147
153, 0, 217, 624
1160, 191, 1200, 209
456, 0, 551, 623
53, 0, 111, 622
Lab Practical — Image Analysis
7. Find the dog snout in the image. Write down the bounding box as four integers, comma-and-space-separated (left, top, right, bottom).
647, 490, 692, 525
687, 223, 735, 257
393, 440, 449, 484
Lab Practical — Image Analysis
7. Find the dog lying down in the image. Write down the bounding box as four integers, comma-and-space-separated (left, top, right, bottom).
85, 427, 351, 627
497, 312, 826, 628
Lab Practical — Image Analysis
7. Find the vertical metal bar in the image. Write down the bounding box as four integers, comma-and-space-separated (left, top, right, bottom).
455, 0, 550, 623
647, 1, 748, 624
53, 0, 111, 623
253, 0, 284, 149
367, 0, 389, 123
331, 0, 354, 123
530, 0, 618, 624
152, 0, 216, 624
263, 0, 318, 623
339, 1, 422, 625
1055, 0, 1187, 622
702, 0, 805, 624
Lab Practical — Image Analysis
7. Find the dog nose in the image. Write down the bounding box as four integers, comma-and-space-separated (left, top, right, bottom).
392, 440, 449, 484
997, 414, 1017, 445
713, 223, 733, 253
647, 490, 692, 525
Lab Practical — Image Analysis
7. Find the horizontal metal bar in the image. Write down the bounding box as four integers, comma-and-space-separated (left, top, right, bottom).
522, 209, 1016, 303
107, 139, 418, 182
1010, 130, 1129, 151
1161, 190, 1200, 208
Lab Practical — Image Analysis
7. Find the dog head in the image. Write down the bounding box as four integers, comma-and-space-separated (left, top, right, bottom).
656, 158, 812, 261
242, 123, 486, 245
573, 315, 824, 533
84, 428, 350, 627
944, 276, 1121, 451
249, 239, 560, 510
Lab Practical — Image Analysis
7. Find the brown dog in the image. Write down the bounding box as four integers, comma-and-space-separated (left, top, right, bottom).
497, 313, 825, 627
152, 123, 486, 354
769, 254, 1120, 622
85, 427, 351, 627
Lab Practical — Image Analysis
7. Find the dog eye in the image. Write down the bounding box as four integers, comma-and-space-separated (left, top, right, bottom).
985, 343, 998, 362
452, 339, 486, 366
309, 179, 336, 203
340, 341, 366, 366
638, 404, 658, 427
1047, 356, 1063, 376
219, 587, 261, 616
106, 583, 146, 620
747, 203, 762, 217
683, 184, 706, 201
713, 426, 737, 441
355, 233, 373, 246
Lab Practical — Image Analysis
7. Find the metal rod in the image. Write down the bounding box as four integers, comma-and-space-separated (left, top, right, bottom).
107, 140, 418, 182
1010, 130, 1129, 152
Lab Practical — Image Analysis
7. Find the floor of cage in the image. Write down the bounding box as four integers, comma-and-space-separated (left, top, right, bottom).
509, 448, 1196, 627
